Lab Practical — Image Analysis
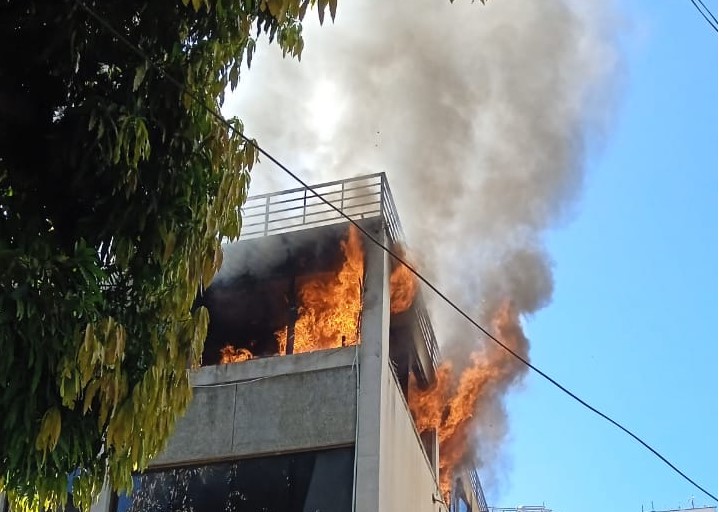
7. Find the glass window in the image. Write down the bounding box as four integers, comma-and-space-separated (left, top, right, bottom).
116, 447, 354, 512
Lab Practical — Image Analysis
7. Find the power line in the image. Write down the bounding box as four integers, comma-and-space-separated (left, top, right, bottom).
687, 0, 718, 31
74, 0, 718, 503
695, 0, 719, 23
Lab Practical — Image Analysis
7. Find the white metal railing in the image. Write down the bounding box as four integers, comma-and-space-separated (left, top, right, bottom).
469, 468, 489, 512
240, 173, 385, 239
489, 508, 552, 512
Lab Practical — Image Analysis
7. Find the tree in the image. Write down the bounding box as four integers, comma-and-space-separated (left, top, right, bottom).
0, 1, 335, 510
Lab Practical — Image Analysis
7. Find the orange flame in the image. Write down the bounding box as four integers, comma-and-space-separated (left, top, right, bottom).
389, 261, 417, 314
277, 225, 365, 353
218, 227, 419, 365
408, 300, 528, 502
220, 345, 254, 364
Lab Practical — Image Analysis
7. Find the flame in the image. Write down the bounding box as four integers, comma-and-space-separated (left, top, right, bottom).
277, 225, 365, 353
389, 260, 417, 314
219, 226, 423, 364
408, 300, 528, 502
220, 345, 254, 364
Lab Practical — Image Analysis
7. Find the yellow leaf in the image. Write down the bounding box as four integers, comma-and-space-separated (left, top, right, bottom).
83, 380, 101, 414
213, 243, 223, 270
162, 232, 176, 264
115, 324, 126, 361
267, 0, 282, 17
83, 323, 94, 349
202, 256, 215, 287
35, 407, 61, 452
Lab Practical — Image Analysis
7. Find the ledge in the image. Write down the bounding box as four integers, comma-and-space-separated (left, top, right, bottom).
192, 346, 358, 386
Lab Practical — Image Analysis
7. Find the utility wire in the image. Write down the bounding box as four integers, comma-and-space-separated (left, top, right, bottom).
687, 0, 718, 31
75, 0, 718, 503
695, 0, 719, 23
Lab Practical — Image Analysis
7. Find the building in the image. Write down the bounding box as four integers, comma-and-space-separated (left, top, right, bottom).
648, 508, 717, 512
1, 173, 488, 512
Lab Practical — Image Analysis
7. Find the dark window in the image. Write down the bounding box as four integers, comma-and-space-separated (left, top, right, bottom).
116, 447, 354, 512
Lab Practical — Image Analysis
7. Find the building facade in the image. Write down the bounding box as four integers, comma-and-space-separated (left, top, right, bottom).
2, 174, 487, 512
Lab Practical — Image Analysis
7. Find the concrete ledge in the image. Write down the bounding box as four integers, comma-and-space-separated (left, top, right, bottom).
152, 350, 359, 467
191, 346, 358, 386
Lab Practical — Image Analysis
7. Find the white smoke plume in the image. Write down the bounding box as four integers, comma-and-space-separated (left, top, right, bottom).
224, 0, 621, 494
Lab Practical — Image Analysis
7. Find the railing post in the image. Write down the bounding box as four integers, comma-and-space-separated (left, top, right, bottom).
340, 181, 345, 216
379, 174, 386, 222
264, 196, 270, 236
302, 187, 307, 225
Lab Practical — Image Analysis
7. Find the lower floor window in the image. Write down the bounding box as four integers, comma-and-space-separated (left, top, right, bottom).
116, 446, 354, 512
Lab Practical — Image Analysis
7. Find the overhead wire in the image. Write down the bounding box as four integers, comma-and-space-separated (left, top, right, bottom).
695, 0, 719, 23
687, 0, 718, 31
74, 0, 718, 503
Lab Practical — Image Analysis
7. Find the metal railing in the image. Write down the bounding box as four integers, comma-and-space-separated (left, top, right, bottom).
239, 173, 440, 368
449, 466, 489, 512
489, 507, 552, 512
240, 173, 386, 239
469, 468, 489, 512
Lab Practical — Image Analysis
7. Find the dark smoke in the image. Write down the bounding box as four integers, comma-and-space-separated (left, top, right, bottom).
224, 0, 621, 494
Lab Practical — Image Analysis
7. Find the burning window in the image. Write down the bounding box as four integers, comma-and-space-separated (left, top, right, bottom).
114, 447, 354, 512
200, 224, 366, 365
273, 224, 364, 356
201, 221, 420, 366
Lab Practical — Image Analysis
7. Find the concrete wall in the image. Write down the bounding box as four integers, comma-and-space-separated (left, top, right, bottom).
354, 222, 391, 512
90, 483, 112, 512
152, 347, 358, 467
352, 220, 445, 512
379, 369, 447, 512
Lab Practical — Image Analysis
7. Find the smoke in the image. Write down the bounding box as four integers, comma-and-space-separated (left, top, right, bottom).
225, 0, 620, 494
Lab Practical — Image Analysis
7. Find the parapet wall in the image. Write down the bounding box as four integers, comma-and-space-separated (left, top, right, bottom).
152, 347, 358, 467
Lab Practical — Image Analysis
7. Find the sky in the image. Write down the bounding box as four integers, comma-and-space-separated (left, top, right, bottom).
223, 1, 718, 511
502, 2, 717, 511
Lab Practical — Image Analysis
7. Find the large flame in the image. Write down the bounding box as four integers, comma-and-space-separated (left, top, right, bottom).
277, 225, 365, 353
408, 300, 528, 502
220, 227, 418, 363
389, 259, 417, 314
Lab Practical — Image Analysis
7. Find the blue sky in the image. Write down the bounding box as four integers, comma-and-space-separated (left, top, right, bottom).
500, 2, 717, 510
226, 1, 717, 510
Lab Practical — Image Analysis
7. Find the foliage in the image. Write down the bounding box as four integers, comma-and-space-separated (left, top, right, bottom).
0, 0, 333, 510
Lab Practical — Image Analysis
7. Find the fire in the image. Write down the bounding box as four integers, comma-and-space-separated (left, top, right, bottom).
219, 226, 419, 364
389, 259, 417, 314
408, 300, 529, 502
276, 225, 365, 353
220, 345, 253, 363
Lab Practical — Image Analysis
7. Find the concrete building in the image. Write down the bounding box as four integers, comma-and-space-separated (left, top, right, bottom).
1, 174, 488, 512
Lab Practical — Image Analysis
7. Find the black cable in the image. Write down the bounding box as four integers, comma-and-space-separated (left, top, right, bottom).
687, 0, 718, 31
695, 0, 719, 23
74, 0, 718, 502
